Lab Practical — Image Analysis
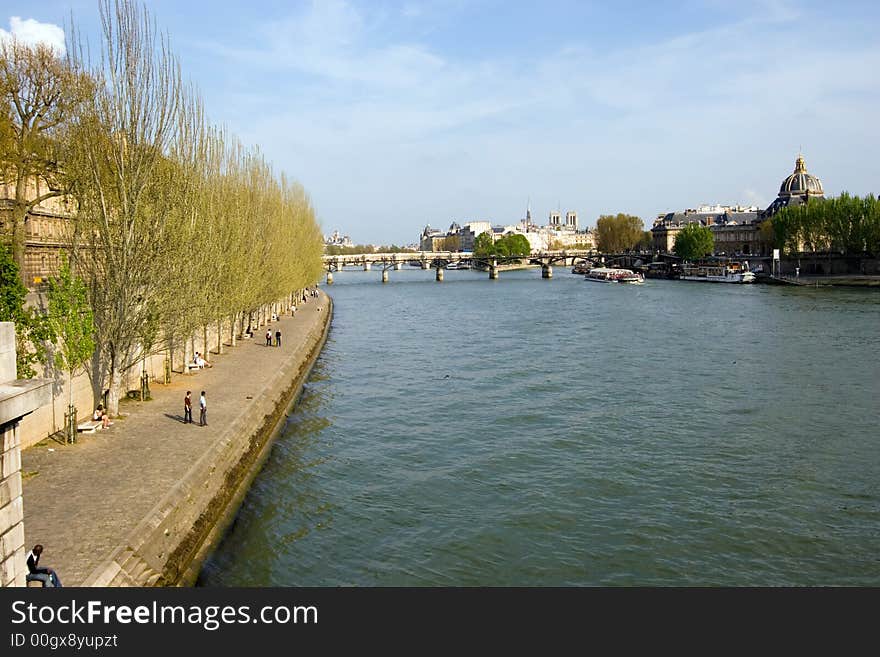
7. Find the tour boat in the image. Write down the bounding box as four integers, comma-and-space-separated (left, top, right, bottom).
678, 264, 755, 283
584, 267, 645, 284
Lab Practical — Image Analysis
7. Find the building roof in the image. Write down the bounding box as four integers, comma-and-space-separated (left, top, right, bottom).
778, 155, 824, 198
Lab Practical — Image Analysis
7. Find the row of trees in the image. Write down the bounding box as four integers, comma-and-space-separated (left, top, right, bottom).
473, 232, 530, 257
768, 193, 880, 256
0, 0, 324, 414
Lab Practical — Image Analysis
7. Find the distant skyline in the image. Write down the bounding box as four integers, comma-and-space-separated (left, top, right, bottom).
3, 0, 879, 244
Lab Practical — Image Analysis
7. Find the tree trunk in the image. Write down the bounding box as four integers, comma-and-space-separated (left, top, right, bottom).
229, 314, 236, 347
12, 175, 29, 285
106, 345, 121, 416
216, 318, 222, 354
88, 349, 105, 409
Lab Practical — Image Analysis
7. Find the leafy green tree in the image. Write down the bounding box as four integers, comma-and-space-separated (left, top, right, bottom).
770, 193, 880, 256
673, 222, 714, 261
473, 231, 495, 256
47, 258, 94, 439
0, 244, 52, 377
595, 213, 645, 252
503, 233, 531, 256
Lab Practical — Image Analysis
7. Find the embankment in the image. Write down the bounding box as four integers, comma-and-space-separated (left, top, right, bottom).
80, 296, 333, 586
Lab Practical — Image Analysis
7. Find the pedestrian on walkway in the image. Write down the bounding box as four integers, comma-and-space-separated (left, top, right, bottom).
199, 391, 207, 426
275, 329, 281, 347
184, 391, 192, 424
265, 329, 271, 346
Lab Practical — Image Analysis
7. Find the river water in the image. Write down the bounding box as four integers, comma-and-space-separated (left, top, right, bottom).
199, 268, 880, 586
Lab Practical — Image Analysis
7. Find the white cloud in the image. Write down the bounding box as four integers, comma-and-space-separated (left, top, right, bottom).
0, 16, 66, 55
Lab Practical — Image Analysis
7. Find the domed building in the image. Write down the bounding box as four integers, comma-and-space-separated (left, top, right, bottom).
761, 154, 825, 217
651, 154, 827, 257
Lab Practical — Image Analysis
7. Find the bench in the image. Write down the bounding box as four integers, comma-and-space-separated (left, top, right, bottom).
77, 420, 102, 434
185, 362, 201, 374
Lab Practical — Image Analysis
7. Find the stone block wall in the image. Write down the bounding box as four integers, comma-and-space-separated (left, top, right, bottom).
0, 423, 25, 586
0, 321, 52, 587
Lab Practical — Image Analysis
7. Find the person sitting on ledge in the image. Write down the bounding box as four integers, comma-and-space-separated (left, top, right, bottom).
26, 544, 62, 587
93, 404, 111, 429
196, 352, 213, 368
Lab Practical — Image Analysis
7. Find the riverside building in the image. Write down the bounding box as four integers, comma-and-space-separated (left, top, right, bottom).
651, 154, 826, 256
419, 207, 594, 254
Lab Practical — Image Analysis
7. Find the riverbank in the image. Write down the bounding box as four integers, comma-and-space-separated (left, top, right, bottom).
20, 290, 332, 586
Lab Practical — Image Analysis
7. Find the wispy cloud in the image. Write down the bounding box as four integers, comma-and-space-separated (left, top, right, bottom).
0, 16, 66, 55
186, 0, 879, 241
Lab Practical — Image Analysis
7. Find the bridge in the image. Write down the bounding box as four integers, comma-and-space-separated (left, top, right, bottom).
321, 250, 602, 283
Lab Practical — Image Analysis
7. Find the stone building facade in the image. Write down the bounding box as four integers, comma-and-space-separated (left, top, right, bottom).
0, 176, 75, 286
651, 155, 825, 257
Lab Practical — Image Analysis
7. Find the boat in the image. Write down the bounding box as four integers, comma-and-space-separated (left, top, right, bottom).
571, 262, 591, 274
584, 267, 645, 284
446, 261, 460, 270
678, 263, 755, 283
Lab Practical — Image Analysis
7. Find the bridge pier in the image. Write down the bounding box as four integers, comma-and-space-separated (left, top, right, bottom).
421, 261, 430, 270
382, 270, 389, 283
395, 262, 402, 270
489, 262, 499, 280
363, 262, 371, 271
542, 264, 553, 279
435, 267, 444, 282
326, 271, 334, 285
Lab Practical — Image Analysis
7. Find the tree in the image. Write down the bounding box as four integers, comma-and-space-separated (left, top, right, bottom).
67, 0, 185, 414
595, 213, 645, 252
770, 193, 880, 256
473, 231, 494, 256
46, 258, 94, 441
0, 39, 93, 281
0, 243, 52, 377
474, 232, 530, 258
503, 233, 531, 256
673, 222, 714, 262
440, 235, 460, 252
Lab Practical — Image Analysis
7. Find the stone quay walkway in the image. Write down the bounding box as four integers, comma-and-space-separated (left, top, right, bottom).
21, 291, 331, 586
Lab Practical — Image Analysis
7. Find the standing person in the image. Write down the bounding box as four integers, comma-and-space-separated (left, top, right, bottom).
184, 391, 192, 424
199, 391, 207, 427
265, 329, 271, 346
275, 329, 281, 347
26, 545, 62, 587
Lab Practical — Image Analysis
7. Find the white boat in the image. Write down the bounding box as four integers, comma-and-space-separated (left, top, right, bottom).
679, 264, 755, 283
584, 267, 645, 284
446, 261, 460, 270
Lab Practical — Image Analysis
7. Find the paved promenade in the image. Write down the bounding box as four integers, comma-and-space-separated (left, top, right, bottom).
21, 292, 330, 586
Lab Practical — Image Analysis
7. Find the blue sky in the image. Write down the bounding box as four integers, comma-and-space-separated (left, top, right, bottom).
4, 0, 879, 244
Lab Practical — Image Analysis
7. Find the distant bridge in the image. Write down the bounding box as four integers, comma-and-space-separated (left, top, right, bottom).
321, 250, 605, 283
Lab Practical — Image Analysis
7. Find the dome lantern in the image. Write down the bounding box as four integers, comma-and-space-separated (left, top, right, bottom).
779, 154, 824, 198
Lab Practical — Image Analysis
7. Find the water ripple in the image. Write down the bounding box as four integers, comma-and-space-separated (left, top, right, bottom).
200, 271, 880, 586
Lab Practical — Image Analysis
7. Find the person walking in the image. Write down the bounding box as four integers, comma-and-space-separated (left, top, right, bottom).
184, 391, 192, 424
265, 329, 271, 346
199, 391, 207, 427
275, 329, 281, 347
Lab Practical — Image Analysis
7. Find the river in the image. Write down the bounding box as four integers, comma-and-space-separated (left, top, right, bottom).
199, 268, 880, 585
